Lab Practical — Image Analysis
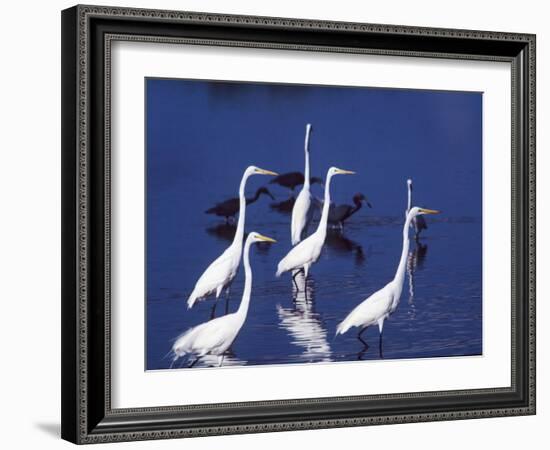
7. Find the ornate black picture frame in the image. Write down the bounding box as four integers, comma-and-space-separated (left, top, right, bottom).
61, 4, 536, 444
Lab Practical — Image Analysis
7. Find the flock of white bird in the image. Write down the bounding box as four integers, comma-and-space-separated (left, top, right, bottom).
171, 124, 439, 368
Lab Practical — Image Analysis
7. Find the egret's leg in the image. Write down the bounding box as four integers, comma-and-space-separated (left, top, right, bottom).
218, 354, 225, 367
188, 356, 201, 368
224, 286, 231, 315
169, 356, 178, 369
210, 301, 218, 319
357, 327, 369, 347
303, 264, 311, 301
211, 285, 224, 319
291, 269, 303, 291
377, 318, 385, 359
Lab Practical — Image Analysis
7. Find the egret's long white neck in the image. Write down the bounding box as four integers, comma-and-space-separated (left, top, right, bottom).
236, 238, 253, 321
233, 172, 249, 247
395, 212, 414, 282
407, 183, 412, 213
303, 124, 311, 188
316, 172, 333, 236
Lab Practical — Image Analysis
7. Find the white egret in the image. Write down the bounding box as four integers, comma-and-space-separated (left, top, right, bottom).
173, 232, 276, 367
336, 207, 440, 357
406, 179, 428, 239
187, 166, 278, 313
276, 167, 355, 287
291, 124, 314, 245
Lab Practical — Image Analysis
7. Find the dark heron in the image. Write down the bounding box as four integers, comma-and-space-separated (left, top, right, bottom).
407, 179, 428, 239
269, 172, 323, 193
328, 193, 372, 229
205, 187, 275, 223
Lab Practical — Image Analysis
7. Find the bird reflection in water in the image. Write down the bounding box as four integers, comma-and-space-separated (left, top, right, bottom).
205, 223, 237, 242
277, 273, 332, 363
406, 240, 428, 320
325, 230, 366, 266
270, 196, 296, 214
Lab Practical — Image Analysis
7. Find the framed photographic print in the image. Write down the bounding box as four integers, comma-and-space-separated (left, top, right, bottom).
61, 5, 536, 444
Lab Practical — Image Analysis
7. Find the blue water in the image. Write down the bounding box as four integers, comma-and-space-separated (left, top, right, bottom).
146, 79, 482, 370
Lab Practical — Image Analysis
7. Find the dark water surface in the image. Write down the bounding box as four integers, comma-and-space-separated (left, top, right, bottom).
146, 79, 482, 370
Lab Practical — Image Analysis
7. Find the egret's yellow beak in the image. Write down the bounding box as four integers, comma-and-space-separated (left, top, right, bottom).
420, 208, 440, 215
257, 234, 277, 243
335, 169, 355, 175
256, 168, 279, 176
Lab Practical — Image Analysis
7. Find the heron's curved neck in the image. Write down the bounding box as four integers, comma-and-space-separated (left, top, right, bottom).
236, 239, 253, 320
303, 126, 311, 188
246, 189, 261, 205
233, 173, 249, 246
407, 184, 412, 213
317, 173, 333, 233
395, 213, 413, 282
350, 199, 363, 216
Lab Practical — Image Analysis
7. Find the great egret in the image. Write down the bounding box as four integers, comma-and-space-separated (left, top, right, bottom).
335, 207, 440, 357
173, 232, 276, 367
276, 167, 355, 287
407, 179, 428, 239
328, 193, 372, 230
291, 124, 315, 245
187, 166, 278, 312
205, 187, 275, 223
270, 172, 323, 193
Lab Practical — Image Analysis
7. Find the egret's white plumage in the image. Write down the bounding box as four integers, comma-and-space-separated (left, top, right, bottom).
291, 124, 314, 245
406, 179, 428, 239
277, 167, 355, 280
173, 233, 276, 366
336, 207, 440, 345
187, 166, 277, 309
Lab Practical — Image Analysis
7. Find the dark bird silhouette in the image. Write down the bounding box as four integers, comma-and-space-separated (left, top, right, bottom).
269, 172, 323, 193
406, 179, 428, 239
270, 196, 296, 214
205, 187, 275, 223
328, 193, 372, 229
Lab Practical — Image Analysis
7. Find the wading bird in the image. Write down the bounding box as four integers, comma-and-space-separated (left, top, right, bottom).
269, 172, 323, 193
205, 187, 275, 223
173, 232, 276, 368
291, 124, 315, 245
406, 179, 428, 239
335, 207, 440, 357
187, 166, 278, 315
276, 167, 355, 289
328, 193, 372, 230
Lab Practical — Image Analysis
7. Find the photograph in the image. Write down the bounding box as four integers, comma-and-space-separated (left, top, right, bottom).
145, 78, 482, 370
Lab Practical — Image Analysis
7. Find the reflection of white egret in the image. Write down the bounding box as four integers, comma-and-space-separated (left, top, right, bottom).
336, 207, 440, 356
187, 166, 277, 312
291, 124, 315, 245
277, 167, 355, 287
406, 179, 428, 239
174, 233, 276, 367
277, 274, 332, 362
